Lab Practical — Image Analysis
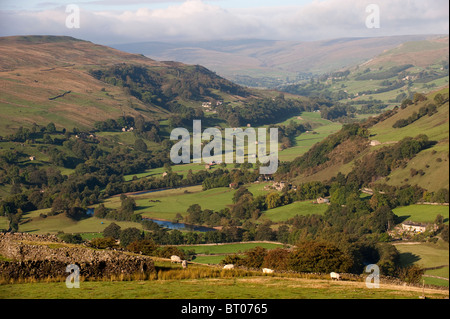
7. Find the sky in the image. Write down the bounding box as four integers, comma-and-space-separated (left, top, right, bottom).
0, 0, 448, 44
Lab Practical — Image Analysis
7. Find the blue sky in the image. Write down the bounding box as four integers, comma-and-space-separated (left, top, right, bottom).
1, 0, 448, 44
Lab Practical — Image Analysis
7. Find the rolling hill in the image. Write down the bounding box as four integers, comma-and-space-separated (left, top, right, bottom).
0, 35, 258, 136
286, 87, 449, 193
111, 35, 443, 87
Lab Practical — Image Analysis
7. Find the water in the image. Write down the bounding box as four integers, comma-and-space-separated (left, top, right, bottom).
144, 218, 216, 232
87, 208, 216, 232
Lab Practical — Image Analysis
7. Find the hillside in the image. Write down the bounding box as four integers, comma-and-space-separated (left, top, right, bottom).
286, 87, 449, 193
0, 35, 258, 135
368, 88, 449, 191
112, 35, 441, 88
282, 36, 449, 107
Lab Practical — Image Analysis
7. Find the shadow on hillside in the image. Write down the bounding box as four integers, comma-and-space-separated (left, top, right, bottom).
395, 215, 411, 224
399, 252, 421, 267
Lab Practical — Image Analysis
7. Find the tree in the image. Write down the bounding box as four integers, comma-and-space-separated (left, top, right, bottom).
134, 138, 148, 152
46, 122, 56, 133
370, 206, 396, 233
94, 203, 108, 218
89, 237, 117, 249
288, 241, 353, 273
127, 239, 158, 255
242, 246, 267, 268
103, 222, 121, 239
186, 204, 202, 224
265, 192, 281, 209
119, 227, 142, 247
120, 197, 136, 214
440, 224, 449, 243
263, 248, 290, 271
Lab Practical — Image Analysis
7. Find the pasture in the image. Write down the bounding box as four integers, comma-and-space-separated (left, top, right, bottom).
277, 112, 342, 161
178, 242, 284, 255
260, 200, 329, 222
393, 204, 449, 224
1, 274, 448, 299
394, 241, 449, 286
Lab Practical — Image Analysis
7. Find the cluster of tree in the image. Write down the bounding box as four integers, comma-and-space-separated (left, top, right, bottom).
393, 103, 438, 128
187, 182, 328, 229
289, 123, 369, 173
320, 104, 355, 121
281, 78, 348, 101
93, 195, 140, 222
349, 134, 433, 186
90, 64, 249, 108
222, 242, 354, 273
220, 240, 421, 281
354, 64, 413, 81
6, 122, 62, 143
358, 80, 405, 96
215, 95, 313, 127
270, 120, 309, 150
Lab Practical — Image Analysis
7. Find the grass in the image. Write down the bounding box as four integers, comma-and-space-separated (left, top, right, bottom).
1, 275, 448, 299
369, 88, 449, 144
177, 242, 284, 255
394, 241, 449, 286
16, 209, 144, 235
7, 181, 275, 235
393, 204, 449, 224
106, 183, 273, 222
131, 186, 235, 221
395, 241, 449, 269
277, 112, 342, 162
261, 201, 329, 222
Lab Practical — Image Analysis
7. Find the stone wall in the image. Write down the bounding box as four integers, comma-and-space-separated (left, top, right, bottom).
0, 233, 155, 281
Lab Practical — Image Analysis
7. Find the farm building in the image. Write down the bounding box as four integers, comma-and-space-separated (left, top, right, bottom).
316, 197, 330, 204
401, 222, 427, 233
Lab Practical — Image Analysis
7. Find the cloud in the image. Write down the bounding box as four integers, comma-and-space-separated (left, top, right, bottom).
0, 0, 448, 44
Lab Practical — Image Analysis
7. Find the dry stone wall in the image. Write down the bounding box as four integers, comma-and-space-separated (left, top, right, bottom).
0, 233, 155, 280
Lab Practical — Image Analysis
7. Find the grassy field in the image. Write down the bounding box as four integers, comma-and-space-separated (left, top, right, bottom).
1, 275, 448, 299
277, 112, 342, 162
369, 100, 449, 144
105, 182, 273, 221
181, 242, 287, 265
394, 241, 449, 286
12, 208, 144, 234
260, 200, 329, 222
393, 204, 449, 224
2, 181, 276, 235
178, 242, 284, 255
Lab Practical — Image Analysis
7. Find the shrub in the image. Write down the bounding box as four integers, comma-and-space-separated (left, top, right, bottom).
397, 265, 423, 284
103, 222, 121, 239
58, 233, 84, 244
288, 241, 353, 273
119, 227, 142, 247
263, 248, 290, 271
126, 239, 158, 255
90, 237, 117, 249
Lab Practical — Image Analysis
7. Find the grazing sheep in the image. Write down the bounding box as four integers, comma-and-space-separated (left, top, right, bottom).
262, 268, 274, 274
171, 255, 182, 263
330, 272, 340, 280
223, 264, 234, 270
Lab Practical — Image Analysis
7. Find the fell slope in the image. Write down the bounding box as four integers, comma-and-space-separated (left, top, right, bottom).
0, 36, 254, 135
288, 87, 449, 192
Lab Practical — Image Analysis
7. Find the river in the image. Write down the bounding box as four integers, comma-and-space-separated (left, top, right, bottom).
86, 208, 216, 232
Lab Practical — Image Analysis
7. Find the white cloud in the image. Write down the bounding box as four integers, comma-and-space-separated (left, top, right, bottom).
0, 0, 448, 44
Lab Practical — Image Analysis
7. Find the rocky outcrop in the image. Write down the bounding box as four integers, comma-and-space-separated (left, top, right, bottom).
0, 233, 155, 281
